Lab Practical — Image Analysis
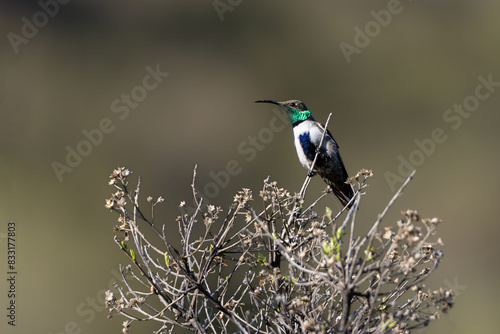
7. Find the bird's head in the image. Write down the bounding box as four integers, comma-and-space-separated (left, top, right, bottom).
255, 99, 311, 125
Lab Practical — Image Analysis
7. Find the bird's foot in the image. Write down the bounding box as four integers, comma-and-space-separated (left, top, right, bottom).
307, 171, 316, 177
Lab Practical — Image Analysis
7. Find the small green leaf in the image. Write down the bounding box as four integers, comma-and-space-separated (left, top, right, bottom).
325, 207, 332, 221
322, 239, 334, 257
257, 253, 266, 265
130, 249, 136, 261
379, 302, 389, 311
383, 319, 397, 329
121, 241, 128, 251
164, 252, 170, 266
364, 247, 375, 262
335, 227, 345, 240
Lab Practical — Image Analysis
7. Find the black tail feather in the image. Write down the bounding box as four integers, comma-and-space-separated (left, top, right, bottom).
323, 178, 355, 210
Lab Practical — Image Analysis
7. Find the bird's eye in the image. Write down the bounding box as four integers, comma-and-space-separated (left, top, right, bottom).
290, 102, 297, 107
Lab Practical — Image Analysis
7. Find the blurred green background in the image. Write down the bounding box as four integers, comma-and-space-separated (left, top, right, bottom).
1, 1, 499, 333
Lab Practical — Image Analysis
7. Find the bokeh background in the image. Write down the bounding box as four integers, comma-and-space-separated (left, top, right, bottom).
1, 1, 499, 333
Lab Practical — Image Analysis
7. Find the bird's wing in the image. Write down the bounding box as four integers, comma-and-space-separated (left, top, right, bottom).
317, 122, 354, 199
316, 122, 339, 148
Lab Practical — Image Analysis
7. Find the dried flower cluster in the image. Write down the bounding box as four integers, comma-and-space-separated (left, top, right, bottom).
104, 167, 453, 334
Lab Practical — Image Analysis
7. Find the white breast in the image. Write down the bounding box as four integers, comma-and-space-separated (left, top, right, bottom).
292, 120, 325, 170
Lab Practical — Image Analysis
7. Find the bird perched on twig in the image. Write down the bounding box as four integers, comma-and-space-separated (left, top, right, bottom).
256, 99, 354, 208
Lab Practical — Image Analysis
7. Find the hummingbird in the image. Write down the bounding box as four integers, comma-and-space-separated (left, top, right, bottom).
255, 99, 354, 208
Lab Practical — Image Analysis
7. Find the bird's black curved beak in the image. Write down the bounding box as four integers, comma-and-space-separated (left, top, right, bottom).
255, 100, 280, 106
